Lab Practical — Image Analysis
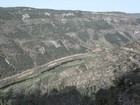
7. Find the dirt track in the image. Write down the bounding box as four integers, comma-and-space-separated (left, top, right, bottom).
0, 53, 92, 88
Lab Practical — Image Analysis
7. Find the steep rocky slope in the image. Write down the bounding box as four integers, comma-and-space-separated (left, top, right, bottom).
0, 40, 140, 105
0, 7, 140, 78
0, 7, 140, 104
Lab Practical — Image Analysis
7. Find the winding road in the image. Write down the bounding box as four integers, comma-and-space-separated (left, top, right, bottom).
0, 53, 93, 89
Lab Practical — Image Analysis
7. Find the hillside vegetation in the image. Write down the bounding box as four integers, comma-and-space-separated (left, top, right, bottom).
0, 7, 140, 78
0, 7, 140, 105
0, 41, 140, 105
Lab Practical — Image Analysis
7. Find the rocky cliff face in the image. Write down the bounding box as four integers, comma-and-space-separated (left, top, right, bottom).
0, 7, 140, 78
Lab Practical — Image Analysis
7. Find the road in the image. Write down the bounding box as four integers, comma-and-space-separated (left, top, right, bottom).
0, 53, 93, 88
